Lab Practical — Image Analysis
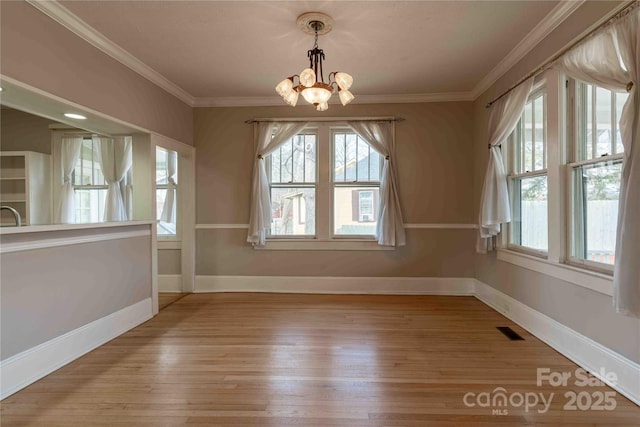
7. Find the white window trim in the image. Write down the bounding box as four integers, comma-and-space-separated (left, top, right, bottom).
498, 71, 618, 296
506, 83, 549, 256
260, 122, 387, 250
155, 146, 179, 241
256, 239, 392, 251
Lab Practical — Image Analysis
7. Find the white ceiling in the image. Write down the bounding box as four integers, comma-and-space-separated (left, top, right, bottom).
56, 1, 561, 103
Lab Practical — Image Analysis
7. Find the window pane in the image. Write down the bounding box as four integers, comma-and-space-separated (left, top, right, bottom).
270, 148, 282, 183
334, 133, 346, 182
345, 134, 357, 181
156, 147, 168, 184
585, 84, 594, 160
510, 175, 548, 251
270, 187, 315, 236
523, 101, 533, 172
615, 91, 629, 154
304, 134, 316, 182
333, 132, 381, 183
334, 186, 379, 236
595, 86, 613, 157
534, 95, 545, 169
577, 83, 627, 161
572, 160, 621, 265
356, 138, 370, 181
280, 140, 293, 183
73, 189, 107, 223
292, 135, 305, 183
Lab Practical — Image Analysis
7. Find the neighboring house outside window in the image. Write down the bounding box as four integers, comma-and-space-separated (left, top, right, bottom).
333, 130, 382, 236
265, 126, 382, 240
267, 132, 317, 237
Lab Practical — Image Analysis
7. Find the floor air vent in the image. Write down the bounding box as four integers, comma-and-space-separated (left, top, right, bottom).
497, 326, 525, 341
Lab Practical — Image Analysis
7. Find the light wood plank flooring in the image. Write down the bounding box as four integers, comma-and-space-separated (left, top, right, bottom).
158, 293, 187, 311
2, 294, 639, 426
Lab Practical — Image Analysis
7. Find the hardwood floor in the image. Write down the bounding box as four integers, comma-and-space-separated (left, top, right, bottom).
158, 293, 187, 311
2, 294, 639, 426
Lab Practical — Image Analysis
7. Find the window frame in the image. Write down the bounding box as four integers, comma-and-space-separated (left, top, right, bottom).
260, 123, 388, 249
507, 86, 549, 257
155, 146, 179, 239
497, 71, 617, 294
265, 129, 318, 239
71, 137, 109, 224
330, 128, 382, 239
565, 80, 627, 274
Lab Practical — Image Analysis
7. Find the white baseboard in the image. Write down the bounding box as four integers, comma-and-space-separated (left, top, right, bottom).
473, 280, 640, 406
0, 298, 152, 400
195, 275, 475, 295
158, 274, 183, 292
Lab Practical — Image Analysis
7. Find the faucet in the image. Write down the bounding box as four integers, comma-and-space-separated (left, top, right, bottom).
1, 206, 22, 227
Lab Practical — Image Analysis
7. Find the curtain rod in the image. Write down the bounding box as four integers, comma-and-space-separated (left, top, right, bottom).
485, 0, 638, 109
244, 116, 405, 124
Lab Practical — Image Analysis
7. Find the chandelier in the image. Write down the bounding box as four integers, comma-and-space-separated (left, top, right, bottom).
275, 12, 354, 111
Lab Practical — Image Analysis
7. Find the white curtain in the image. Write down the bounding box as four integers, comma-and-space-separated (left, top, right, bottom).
476, 78, 535, 253
54, 136, 83, 224
558, 9, 639, 317
349, 121, 405, 246
160, 150, 177, 223
247, 122, 308, 245
94, 135, 133, 222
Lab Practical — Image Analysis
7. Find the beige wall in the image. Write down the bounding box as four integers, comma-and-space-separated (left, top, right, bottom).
0, 226, 152, 360
472, 1, 639, 363
158, 248, 182, 275
0, 1, 193, 145
1, 108, 55, 154
195, 102, 475, 277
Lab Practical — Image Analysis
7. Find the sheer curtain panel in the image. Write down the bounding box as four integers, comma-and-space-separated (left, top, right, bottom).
558, 8, 639, 317
54, 136, 83, 223
348, 121, 405, 246
477, 78, 534, 253
94, 136, 133, 222
247, 122, 308, 245
160, 150, 177, 223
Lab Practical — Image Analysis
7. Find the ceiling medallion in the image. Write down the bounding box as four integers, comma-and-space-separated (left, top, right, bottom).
275, 12, 354, 111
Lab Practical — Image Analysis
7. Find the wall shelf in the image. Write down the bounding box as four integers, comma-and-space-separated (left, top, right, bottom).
0, 151, 51, 226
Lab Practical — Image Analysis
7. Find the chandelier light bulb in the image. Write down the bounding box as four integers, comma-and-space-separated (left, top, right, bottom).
301, 84, 333, 105
299, 68, 316, 88
275, 78, 293, 96
334, 72, 353, 90
283, 89, 299, 107
316, 102, 329, 111
339, 89, 355, 106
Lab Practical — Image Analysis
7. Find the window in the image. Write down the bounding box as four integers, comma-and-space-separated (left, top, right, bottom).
333, 130, 381, 236
264, 125, 382, 242
72, 138, 108, 223
266, 132, 316, 237
508, 90, 548, 253
568, 82, 628, 270
156, 147, 178, 236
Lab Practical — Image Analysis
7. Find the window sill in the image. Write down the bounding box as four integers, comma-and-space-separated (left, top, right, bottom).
496, 249, 613, 296
256, 239, 394, 251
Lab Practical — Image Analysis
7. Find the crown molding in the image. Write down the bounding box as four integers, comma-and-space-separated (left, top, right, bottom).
26, 0, 196, 107
470, 0, 585, 99
192, 92, 475, 108
26, 0, 582, 108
